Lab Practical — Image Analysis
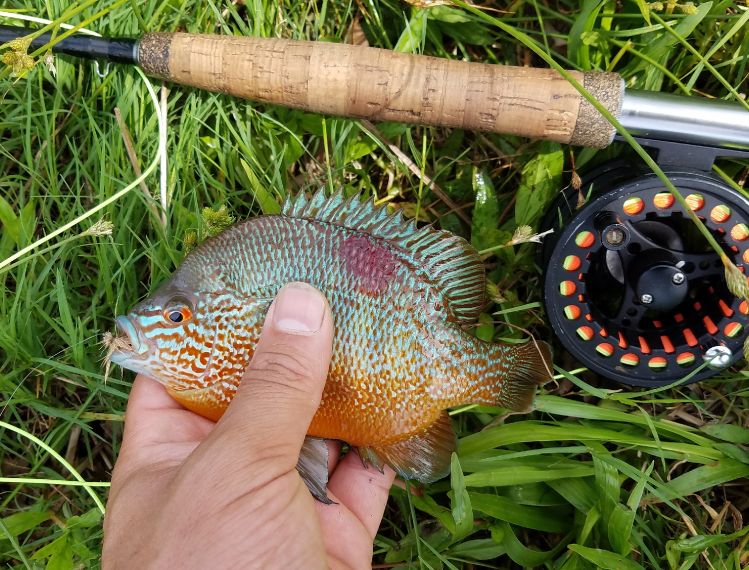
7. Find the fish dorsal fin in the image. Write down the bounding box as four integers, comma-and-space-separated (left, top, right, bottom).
282, 189, 486, 323
358, 411, 456, 483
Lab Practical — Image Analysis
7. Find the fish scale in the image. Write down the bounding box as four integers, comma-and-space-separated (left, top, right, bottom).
111, 190, 552, 495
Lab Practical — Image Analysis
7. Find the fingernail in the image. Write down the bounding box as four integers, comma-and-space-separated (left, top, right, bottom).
272, 282, 326, 334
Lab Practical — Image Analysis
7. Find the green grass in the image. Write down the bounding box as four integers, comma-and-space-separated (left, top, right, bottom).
1, 0, 749, 568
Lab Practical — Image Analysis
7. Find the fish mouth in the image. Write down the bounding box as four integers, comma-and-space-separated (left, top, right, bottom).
107, 316, 149, 364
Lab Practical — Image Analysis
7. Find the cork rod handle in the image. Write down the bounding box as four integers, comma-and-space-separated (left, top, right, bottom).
138, 32, 624, 149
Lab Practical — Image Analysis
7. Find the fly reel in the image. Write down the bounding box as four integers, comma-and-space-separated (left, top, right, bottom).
542, 142, 749, 387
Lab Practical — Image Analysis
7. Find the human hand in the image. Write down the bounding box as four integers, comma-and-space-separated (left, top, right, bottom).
103, 282, 395, 569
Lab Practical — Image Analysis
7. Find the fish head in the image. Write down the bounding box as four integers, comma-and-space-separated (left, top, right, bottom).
109, 281, 206, 386
108, 269, 263, 393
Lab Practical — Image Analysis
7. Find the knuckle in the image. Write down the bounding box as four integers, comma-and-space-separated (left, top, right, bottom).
245, 347, 319, 392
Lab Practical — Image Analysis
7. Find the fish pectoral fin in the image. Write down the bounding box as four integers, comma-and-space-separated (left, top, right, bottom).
360, 411, 457, 484
297, 437, 335, 505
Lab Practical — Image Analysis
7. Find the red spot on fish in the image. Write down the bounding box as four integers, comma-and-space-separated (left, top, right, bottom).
338, 236, 397, 294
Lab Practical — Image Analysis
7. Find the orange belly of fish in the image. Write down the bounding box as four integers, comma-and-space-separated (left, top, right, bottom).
167, 370, 443, 448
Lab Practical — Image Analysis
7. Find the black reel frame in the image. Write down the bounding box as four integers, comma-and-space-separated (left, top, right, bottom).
542, 139, 749, 387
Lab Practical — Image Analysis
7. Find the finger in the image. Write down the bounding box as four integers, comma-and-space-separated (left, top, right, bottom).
326, 440, 342, 475
121, 375, 215, 449
128, 374, 184, 413
327, 451, 395, 539
208, 282, 333, 472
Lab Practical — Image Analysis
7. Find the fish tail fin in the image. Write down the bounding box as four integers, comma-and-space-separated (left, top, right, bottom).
468, 339, 553, 412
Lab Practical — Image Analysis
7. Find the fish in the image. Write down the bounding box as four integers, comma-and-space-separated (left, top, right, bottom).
109, 190, 552, 502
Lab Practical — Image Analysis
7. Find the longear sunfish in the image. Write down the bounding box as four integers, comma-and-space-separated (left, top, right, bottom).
109, 190, 552, 501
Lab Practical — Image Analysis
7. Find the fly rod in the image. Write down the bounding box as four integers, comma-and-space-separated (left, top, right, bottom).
1, 24, 748, 150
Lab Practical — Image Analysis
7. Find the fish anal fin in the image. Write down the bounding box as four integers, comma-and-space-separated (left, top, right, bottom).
357, 446, 385, 473
282, 189, 486, 324
297, 436, 335, 505
359, 412, 457, 484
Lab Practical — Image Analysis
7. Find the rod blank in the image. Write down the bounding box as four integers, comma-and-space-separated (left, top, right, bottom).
0, 24, 137, 64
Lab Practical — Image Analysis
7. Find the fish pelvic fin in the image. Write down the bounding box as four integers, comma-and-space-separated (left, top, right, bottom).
358, 411, 456, 484
469, 340, 553, 412
297, 437, 335, 505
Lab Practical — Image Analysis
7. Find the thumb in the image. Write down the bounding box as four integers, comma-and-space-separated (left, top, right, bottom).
210, 282, 333, 471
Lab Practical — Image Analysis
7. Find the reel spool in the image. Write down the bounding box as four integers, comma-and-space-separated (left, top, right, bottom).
542, 147, 749, 387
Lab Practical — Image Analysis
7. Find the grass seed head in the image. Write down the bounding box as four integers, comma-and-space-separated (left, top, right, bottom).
101, 331, 133, 383
486, 281, 506, 304
183, 230, 199, 254
81, 219, 114, 237
43, 53, 56, 77
724, 261, 749, 302
508, 225, 554, 246
679, 2, 698, 14
571, 171, 582, 191
2, 37, 35, 76
202, 205, 235, 237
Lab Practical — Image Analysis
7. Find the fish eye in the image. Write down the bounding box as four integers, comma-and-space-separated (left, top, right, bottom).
163, 302, 193, 324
